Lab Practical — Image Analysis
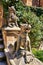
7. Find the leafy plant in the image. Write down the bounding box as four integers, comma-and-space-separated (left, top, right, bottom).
32, 48, 43, 62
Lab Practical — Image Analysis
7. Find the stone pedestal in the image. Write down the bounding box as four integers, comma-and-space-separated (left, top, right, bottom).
2, 26, 21, 65
2, 26, 21, 48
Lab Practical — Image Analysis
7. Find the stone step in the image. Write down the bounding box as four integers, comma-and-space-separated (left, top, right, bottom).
0, 41, 3, 44
0, 61, 7, 65
0, 30, 2, 33
0, 34, 2, 38
0, 52, 6, 61
0, 30, 2, 38
0, 44, 4, 51
0, 33, 2, 36
0, 38, 3, 41
0, 30, 7, 64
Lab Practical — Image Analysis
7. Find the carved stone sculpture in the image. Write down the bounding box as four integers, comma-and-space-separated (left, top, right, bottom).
14, 24, 32, 63
8, 6, 19, 27
13, 24, 32, 57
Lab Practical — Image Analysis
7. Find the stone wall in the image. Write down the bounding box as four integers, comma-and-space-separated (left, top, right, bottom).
22, 0, 32, 6
0, 5, 3, 28
22, 0, 27, 4
22, 0, 43, 7
26, 0, 32, 6
40, 0, 43, 7
32, 0, 39, 6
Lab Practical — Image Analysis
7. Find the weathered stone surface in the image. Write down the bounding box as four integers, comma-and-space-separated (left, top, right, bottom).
14, 57, 25, 65
0, 44, 4, 51
23, 51, 34, 64
0, 61, 7, 65
4, 26, 21, 31
5, 48, 43, 65
26, 58, 43, 65
22, 0, 32, 6
25, 51, 43, 65
13, 51, 43, 65
8, 6, 19, 27
32, 0, 39, 6
40, 0, 43, 7
22, 0, 43, 7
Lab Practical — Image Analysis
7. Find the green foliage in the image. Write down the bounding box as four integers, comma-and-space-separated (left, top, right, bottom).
30, 7, 43, 16
40, 14, 43, 22
32, 48, 43, 62
15, 2, 42, 48
39, 14, 43, 39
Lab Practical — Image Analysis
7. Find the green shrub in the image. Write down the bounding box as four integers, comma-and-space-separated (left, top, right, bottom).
32, 48, 43, 62
30, 7, 43, 16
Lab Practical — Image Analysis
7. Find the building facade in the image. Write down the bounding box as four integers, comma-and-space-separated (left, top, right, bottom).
22, 0, 43, 7
40, 0, 43, 7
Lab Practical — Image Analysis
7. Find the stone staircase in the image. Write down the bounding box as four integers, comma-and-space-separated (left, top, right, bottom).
0, 29, 7, 65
